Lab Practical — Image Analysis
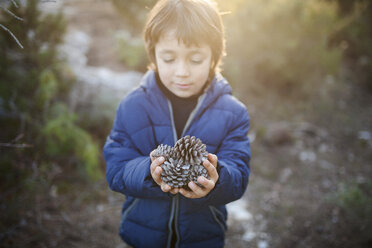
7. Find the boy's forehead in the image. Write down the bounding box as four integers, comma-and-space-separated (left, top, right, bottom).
157, 29, 208, 50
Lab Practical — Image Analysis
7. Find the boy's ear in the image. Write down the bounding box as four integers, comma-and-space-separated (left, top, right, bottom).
151, 54, 158, 71
147, 60, 157, 72
211, 57, 218, 71
153, 63, 158, 72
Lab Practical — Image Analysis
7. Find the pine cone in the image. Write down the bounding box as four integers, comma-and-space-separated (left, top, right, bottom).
173, 136, 208, 165
160, 158, 190, 188
153, 136, 210, 189
152, 144, 174, 160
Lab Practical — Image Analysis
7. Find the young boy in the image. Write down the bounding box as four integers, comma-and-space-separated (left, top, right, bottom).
103, 0, 251, 247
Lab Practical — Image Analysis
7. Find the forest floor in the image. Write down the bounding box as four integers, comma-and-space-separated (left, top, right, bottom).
2, 0, 372, 248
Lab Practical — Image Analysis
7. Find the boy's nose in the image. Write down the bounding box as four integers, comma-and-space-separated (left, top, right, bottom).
175, 61, 190, 77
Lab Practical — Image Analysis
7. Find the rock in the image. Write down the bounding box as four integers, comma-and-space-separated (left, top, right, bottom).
58, 29, 143, 114
226, 199, 253, 226
248, 131, 256, 143
258, 240, 269, 248
299, 150, 317, 163
358, 130, 371, 147
264, 122, 294, 146
295, 122, 328, 140
279, 168, 292, 183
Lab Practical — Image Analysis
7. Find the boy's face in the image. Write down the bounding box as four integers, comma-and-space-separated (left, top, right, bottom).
155, 29, 212, 98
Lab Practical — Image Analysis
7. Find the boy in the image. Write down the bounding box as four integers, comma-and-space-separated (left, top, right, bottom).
103, 0, 251, 247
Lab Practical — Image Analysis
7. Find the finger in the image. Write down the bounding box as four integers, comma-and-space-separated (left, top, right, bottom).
152, 166, 163, 185
187, 181, 206, 196
160, 183, 171, 192
150, 151, 155, 162
170, 187, 179, 195
179, 187, 195, 198
203, 159, 219, 182
208, 153, 218, 167
197, 176, 215, 190
156, 156, 165, 165
150, 156, 164, 173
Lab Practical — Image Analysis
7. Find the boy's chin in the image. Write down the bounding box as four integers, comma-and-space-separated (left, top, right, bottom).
173, 91, 195, 98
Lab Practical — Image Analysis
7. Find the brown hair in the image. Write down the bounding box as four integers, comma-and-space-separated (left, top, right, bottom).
144, 0, 225, 75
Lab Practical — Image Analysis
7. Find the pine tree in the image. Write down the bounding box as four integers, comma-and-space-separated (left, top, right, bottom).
0, 0, 101, 193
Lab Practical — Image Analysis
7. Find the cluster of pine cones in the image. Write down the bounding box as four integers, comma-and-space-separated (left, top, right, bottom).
152, 135, 210, 189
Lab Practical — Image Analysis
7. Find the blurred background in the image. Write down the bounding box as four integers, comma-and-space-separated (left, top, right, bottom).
0, 0, 371, 247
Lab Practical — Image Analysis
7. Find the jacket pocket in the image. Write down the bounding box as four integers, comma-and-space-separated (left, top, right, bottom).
209, 206, 227, 233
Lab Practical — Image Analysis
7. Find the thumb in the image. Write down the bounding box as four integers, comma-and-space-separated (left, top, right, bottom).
150, 156, 164, 173
155, 156, 164, 165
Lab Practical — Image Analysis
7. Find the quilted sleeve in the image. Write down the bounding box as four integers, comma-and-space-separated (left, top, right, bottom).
103, 95, 170, 200
190, 105, 251, 206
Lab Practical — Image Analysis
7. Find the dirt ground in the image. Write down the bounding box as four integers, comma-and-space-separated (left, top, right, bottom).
2, 1, 371, 247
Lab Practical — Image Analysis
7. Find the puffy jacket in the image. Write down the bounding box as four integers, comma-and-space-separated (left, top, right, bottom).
103, 70, 251, 248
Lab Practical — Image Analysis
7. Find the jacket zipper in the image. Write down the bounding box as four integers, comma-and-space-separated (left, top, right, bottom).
166, 100, 179, 248
166, 94, 206, 248
166, 194, 177, 247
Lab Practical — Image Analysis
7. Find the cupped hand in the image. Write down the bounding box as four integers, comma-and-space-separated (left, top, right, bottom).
150, 151, 179, 194
179, 153, 219, 199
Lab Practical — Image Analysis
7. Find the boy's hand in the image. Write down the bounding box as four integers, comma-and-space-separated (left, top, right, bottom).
179, 153, 219, 199
150, 151, 179, 194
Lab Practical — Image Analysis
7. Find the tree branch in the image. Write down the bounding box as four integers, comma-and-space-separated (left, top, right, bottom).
0, 142, 32, 148
0, 23, 24, 48
0, 6, 24, 21
10, 0, 18, 8
0, 0, 57, 49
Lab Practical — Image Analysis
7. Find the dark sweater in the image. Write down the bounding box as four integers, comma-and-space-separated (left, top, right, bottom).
156, 74, 207, 139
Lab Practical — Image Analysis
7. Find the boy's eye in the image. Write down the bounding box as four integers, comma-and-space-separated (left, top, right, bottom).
190, 59, 203, 64
190, 55, 204, 64
191, 59, 203, 65
163, 58, 175, 63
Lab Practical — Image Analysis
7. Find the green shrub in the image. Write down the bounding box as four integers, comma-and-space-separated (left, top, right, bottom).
332, 0, 372, 91
0, 0, 101, 183
116, 31, 148, 71
35, 69, 58, 109
335, 181, 372, 220
111, 0, 156, 35
42, 103, 101, 181
333, 180, 372, 238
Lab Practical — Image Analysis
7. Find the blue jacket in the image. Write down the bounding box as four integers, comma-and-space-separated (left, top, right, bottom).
103, 70, 251, 248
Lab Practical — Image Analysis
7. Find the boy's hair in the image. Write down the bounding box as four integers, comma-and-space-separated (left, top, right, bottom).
144, 0, 225, 75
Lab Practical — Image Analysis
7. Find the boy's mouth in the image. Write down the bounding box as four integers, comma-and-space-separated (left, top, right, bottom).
175, 83, 191, 89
